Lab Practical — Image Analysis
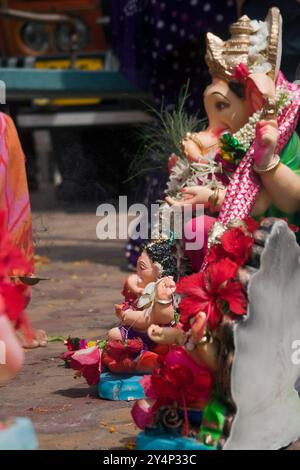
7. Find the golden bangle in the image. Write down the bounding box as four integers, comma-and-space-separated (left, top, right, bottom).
208, 187, 220, 213
253, 154, 280, 173
155, 295, 173, 305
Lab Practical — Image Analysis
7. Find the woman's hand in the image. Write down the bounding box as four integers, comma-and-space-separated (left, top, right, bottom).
165, 186, 213, 209
254, 119, 278, 169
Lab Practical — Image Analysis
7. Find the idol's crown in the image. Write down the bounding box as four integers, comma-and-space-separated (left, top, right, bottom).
205, 7, 282, 82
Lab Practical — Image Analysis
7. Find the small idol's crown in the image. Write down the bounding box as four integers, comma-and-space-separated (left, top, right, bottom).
205, 7, 282, 82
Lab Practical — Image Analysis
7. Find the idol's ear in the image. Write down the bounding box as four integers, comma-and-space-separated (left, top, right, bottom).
245, 72, 276, 114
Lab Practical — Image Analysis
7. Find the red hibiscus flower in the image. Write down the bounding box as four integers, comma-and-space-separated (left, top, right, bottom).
177, 258, 247, 330
221, 227, 253, 265
208, 227, 254, 266
231, 63, 249, 83
206, 243, 228, 265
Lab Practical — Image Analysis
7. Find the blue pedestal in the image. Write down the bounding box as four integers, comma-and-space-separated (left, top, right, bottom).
136, 431, 215, 450
98, 372, 145, 401
0, 418, 38, 450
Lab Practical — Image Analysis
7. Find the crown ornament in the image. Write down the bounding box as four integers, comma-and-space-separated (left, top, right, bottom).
205, 7, 282, 82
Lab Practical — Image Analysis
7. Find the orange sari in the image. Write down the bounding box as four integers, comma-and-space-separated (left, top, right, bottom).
0, 113, 33, 268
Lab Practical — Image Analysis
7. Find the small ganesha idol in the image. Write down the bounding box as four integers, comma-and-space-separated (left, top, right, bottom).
62, 240, 178, 395
108, 240, 178, 350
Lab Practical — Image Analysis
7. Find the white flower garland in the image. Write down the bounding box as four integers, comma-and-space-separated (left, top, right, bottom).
165, 147, 224, 198
249, 20, 272, 75
233, 86, 294, 148
152, 151, 223, 239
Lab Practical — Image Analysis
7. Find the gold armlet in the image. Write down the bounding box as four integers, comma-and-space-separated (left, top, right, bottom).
155, 296, 173, 305
208, 187, 220, 213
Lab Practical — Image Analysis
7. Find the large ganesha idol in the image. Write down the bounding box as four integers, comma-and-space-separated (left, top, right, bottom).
159, 7, 300, 271
132, 8, 300, 450
62, 240, 179, 400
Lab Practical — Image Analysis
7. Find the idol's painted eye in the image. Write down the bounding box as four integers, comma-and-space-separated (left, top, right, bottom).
215, 101, 229, 111
139, 262, 148, 270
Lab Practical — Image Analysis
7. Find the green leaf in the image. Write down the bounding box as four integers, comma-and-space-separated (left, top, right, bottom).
48, 336, 65, 343
128, 83, 207, 181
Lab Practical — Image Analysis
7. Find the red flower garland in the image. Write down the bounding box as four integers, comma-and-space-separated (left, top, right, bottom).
177, 258, 247, 331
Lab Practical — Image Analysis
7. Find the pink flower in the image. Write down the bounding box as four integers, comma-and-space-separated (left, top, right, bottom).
131, 399, 155, 430
70, 346, 101, 385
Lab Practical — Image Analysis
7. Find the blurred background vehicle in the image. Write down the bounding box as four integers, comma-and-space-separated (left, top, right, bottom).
0, 0, 107, 59
0, 0, 152, 202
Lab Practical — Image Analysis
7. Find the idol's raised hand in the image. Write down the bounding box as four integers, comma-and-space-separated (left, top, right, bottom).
254, 119, 279, 169
156, 276, 176, 302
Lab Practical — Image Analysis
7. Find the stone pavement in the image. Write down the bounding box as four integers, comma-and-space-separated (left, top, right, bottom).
0, 192, 137, 450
